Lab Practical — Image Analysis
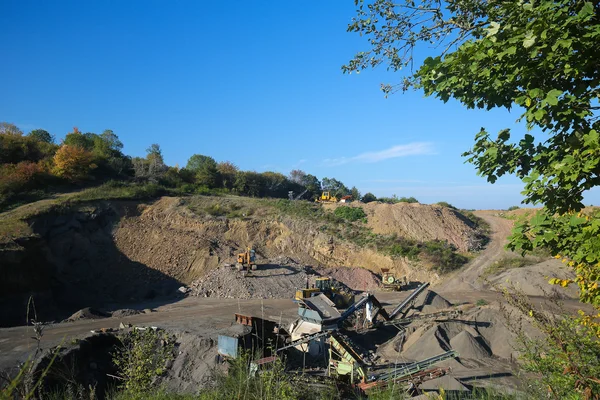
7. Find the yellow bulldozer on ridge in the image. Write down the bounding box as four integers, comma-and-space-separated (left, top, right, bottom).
315, 191, 338, 203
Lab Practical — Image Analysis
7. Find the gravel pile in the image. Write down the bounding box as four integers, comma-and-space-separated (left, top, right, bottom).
189, 260, 315, 299
63, 307, 110, 322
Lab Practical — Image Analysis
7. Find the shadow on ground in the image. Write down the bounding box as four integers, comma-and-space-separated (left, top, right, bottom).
0, 201, 184, 327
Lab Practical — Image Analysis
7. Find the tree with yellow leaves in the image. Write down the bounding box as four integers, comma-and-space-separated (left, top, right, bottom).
53, 145, 96, 182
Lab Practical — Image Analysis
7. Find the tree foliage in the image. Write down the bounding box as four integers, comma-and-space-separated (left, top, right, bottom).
350, 186, 361, 202
53, 145, 97, 182
0, 122, 23, 136
27, 129, 54, 144
321, 177, 348, 197
345, 0, 600, 395
186, 154, 216, 172
217, 161, 239, 189
362, 192, 377, 203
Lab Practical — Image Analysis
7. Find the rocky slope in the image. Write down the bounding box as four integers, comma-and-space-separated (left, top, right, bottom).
0, 195, 484, 326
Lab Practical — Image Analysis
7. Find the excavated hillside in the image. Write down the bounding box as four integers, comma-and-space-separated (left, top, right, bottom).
325, 201, 484, 252
0, 195, 485, 326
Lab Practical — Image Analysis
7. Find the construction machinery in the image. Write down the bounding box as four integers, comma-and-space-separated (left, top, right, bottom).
381, 268, 407, 291
315, 191, 338, 203
237, 247, 257, 273
295, 277, 354, 308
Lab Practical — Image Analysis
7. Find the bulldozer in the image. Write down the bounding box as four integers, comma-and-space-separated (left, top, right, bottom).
315, 191, 338, 203
295, 277, 354, 308
237, 247, 257, 274
381, 268, 407, 291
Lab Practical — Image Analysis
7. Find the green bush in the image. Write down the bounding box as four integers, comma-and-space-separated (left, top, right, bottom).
421, 240, 469, 273
333, 206, 367, 222
361, 192, 377, 203
386, 237, 421, 260
507, 205, 520, 211
436, 201, 457, 209
205, 203, 226, 216
398, 196, 418, 203
112, 328, 174, 395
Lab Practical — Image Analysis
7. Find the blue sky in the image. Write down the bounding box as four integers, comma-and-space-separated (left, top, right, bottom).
1, 1, 597, 209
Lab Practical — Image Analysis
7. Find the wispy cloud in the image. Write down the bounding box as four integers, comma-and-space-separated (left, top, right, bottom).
292, 159, 307, 168
322, 142, 435, 166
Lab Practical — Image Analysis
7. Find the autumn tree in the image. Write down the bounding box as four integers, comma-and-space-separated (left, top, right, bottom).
53, 145, 96, 182
217, 161, 239, 189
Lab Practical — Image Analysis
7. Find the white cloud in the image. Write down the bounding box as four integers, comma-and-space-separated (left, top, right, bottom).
292, 159, 307, 168
322, 142, 435, 166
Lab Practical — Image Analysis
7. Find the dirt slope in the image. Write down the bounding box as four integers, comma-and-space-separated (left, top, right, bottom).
440, 210, 577, 298
325, 202, 483, 252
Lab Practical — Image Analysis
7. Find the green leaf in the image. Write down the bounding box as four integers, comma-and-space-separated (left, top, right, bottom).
487, 21, 500, 36
545, 89, 562, 106
578, 2, 594, 18
523, 32, 536, 48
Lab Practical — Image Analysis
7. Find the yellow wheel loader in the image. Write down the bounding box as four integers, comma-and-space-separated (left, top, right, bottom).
237, 248, 257, 274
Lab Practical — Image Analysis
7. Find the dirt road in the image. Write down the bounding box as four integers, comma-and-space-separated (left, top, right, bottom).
440, 211, 514, 292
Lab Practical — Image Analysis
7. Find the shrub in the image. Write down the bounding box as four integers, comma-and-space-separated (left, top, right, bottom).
112, 328, 174, 395
483, 255, 544, 276
205, 203, 226, 216
421, 240, 469, 273
361, 192, 377, 203
501, 288, 600, 399
507, 205, 520, 211
436, 201, 457, 209
333, 206, 367, 222
398, 196, 419, 203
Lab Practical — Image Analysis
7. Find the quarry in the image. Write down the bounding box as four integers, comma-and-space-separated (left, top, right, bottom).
0, 195, 582, 398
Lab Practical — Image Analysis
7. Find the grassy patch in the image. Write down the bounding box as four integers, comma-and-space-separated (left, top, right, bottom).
333, 206, 367, 222
71, 181, 167, 202
436, 201, 457, 209
0, 181, 172, 244
483, 255, 545, 276
460, 210, 491, 235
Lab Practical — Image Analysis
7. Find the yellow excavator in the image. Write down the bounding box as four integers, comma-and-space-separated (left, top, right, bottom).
295, 277, 354, 308
237, 247, 257, 274
315, 191, 338, 203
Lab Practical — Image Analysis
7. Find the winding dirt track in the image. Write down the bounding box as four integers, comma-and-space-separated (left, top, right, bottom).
441, 211, 515, 292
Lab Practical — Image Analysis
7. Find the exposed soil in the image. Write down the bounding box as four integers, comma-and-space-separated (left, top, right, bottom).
325, 202, 485, 252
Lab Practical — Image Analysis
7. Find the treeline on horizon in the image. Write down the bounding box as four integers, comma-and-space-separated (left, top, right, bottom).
0, 122, 417, 211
